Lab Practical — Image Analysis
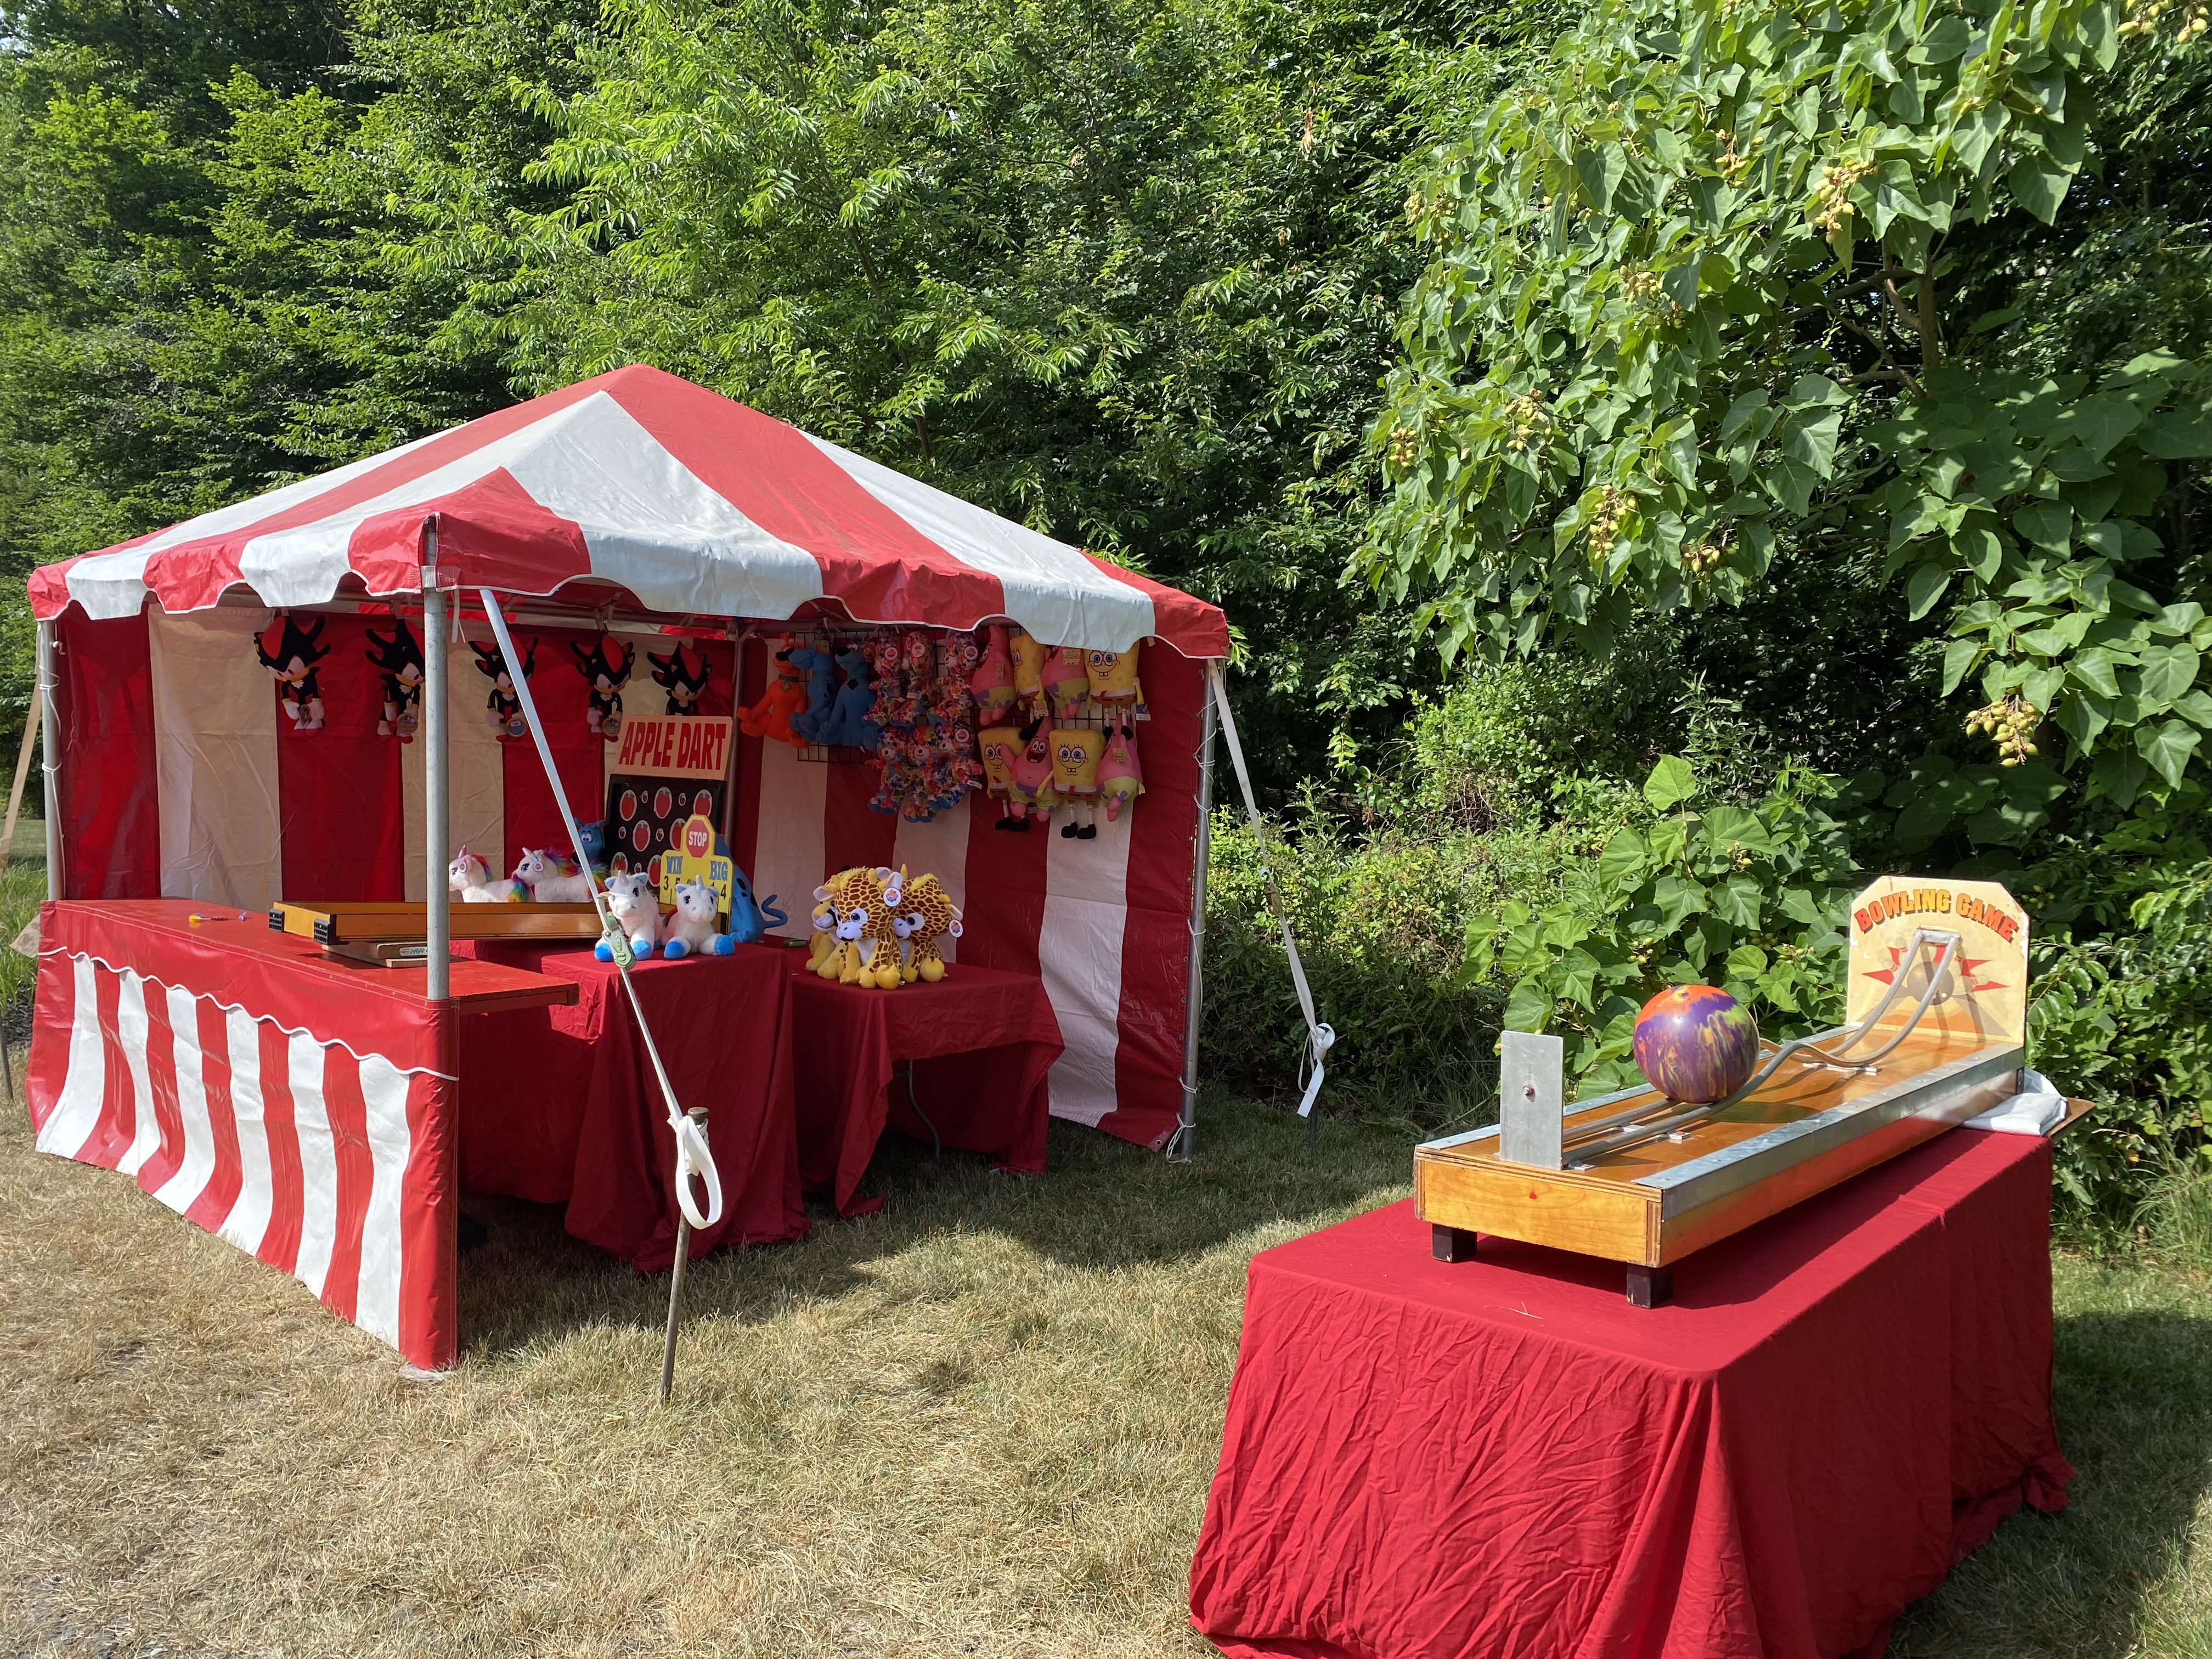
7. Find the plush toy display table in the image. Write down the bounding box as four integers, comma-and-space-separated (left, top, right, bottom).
456, 941, 806, 1265
1187, 1128, 2073, 1659
777, 946, 1062, 1215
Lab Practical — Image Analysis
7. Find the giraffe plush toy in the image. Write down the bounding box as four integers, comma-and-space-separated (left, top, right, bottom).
812, 866, 905, 989
895, 870, 962, 983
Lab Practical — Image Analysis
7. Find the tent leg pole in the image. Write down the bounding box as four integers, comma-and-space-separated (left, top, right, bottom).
1171, 662, 1219, 1165
422, 531, 449, 1003
37, 620, 60, 901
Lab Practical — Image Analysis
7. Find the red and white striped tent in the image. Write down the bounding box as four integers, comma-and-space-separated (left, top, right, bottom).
29, 363, 1227, 1176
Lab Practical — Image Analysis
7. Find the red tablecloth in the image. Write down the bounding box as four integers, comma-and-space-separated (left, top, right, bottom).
782, 949, 1062, 1215
456, 942, 805, 1267
1188, 1128, 2073, 1659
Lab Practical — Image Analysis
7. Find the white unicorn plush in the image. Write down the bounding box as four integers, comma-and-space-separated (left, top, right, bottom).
513, 847, 594, 902
594, 870, 662, 962
661, 877, 734, 958
448, 847, 522, 903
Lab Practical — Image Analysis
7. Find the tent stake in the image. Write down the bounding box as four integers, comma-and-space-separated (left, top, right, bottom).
659, 1107, 709, 1405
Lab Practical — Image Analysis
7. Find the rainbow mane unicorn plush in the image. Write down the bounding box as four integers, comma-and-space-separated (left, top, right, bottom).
514, 848, 594, 902
448, 847, 523, 903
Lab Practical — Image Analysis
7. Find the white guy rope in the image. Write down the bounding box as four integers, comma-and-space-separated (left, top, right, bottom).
477, 592, 723, 1230
1209, 673, 1334, 1119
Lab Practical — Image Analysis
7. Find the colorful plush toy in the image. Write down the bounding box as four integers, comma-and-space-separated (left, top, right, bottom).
1086, 642, 1143, 708
449, 847, 524, 903
648, 642, 712, 715
363, 618, 424, 741
726, 864, 787, 944
970, 624, 1018, 720
738, 645, 811, 744
1043, 646, 1091, 715
977, 726, 1026, 830
514, 847, 594, 901
896, 870, 962, 983
788, 639, 838, 742
571, 634, 635, 738
661, 878, 736, 957
821, 645, 880, 748
1010, 628, 1047, 714
1050, 725, 1104, 839
1005, 719, 1060, 825
470, 636, 536, 737
1098, 722, 1145, 821
812, 865, 905, 988
595, 869, 663, 961
257, 612, 331, 731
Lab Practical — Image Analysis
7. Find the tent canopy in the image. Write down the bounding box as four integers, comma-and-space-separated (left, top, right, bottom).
29, 364, 1228, 659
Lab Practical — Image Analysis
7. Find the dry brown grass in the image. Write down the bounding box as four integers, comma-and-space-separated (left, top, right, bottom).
4, 1066, 2210, 1659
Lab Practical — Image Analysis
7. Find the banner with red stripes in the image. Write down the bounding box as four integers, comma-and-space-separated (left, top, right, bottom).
25, 911, 458, 1370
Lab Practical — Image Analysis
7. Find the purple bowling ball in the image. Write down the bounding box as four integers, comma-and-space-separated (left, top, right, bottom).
1633, 984, 1761, 1104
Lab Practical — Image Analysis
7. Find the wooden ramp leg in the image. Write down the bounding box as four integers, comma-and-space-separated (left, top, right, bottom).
1626, 1264, 1673, 1308
1431, 1224, 1478, 1264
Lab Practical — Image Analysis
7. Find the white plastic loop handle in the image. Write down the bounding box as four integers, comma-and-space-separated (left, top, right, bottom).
673, 1112, 724, 1231
1297, 1023, 1336, 1120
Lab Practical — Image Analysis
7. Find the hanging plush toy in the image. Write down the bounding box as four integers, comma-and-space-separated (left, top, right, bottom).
1098, 721, 1145, 821
1050, 724, 1104, 839
1005, 718, 1060, 826
257, 612, 331, 731
788, 637, 838, 742
362, 617, 424, 741
1042, 646, 1091, 716
821, 644, 880, 748
470, 635, 537, 737
1086, 641, 1143, 709
1010, 628, 1047, 715
571, 634, 635, 739
978, 726, 1026, 830
738, 645, 810, 745
969, 625, 1018, 722
648, 642, 712, 715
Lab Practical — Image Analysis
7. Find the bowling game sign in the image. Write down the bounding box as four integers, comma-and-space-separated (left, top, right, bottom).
603, 715, 732, 884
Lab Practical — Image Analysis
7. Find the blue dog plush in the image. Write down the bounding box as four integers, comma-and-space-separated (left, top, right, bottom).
726, 864, 788, 944
821, 646, 880, 749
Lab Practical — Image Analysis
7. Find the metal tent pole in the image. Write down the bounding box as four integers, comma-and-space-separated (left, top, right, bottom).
1170, 661, 1221, 1164
36, 620, 59, 900
421, 523, 449, 1002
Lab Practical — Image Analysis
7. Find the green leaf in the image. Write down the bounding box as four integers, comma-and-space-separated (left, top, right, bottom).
2007, 154, 2070, 224
1553, 947, 1600, 1010
2092, 747, 2149, 809
1652, 872, 1709, 927
1504, 976, 1554, 1032
1941, 637, 1982, 696
2136, 718, 2202, 788
1725, 943, 1769, 979
1644, 754, 1699, 811
1711, 873, 1762, 928
2011, 499, 2072, 551
1906, 562, 1952, 620
2139, 643, 2200, 707
1598, 828, 1649, 889
2069, 648, 2121, 698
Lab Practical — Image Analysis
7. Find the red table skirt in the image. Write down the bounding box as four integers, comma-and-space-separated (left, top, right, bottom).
456, 942, 805, 1267
1188, 1128, 2072, 1659
780, 947, 1062, 1215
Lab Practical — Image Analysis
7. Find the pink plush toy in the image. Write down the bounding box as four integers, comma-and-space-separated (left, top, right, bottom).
1003, 720, 1060, 824
1098, 722, 1145, 822
1042, 646, 1090, 714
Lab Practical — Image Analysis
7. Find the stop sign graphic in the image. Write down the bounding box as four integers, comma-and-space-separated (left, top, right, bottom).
683, 815, 713, 860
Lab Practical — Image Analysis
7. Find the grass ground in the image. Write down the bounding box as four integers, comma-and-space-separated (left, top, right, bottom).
2, 1072, 2209, 1659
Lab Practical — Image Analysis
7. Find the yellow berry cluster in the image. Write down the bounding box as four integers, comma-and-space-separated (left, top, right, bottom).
2120, 0, 2209, 38
1387, 425, 1421, 470
1682, 539, 1724, 576
1622, 268, 1662, 306
1503, 393, 1548, 455
1965, 693, 2041, 765
1811, 160, 1874, 237
1586, 487, 1630, 562
1717, 135, 1751, 183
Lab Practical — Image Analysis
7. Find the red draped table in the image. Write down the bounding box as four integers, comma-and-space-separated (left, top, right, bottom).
456, 942, 805, 1266
1188, 1128, 2073, 1659
777, 947, 1062, 1215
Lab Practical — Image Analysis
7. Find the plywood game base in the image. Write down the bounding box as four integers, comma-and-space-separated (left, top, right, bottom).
271, 900, 602, 945
1415, 1026, 2023, 1289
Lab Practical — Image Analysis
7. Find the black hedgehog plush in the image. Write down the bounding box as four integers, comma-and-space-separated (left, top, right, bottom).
256, 612, 330, 731
363, 618, 425, 742
570, 634, 635, 738
470, 635, 537, 736
648, 644, 712, 715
